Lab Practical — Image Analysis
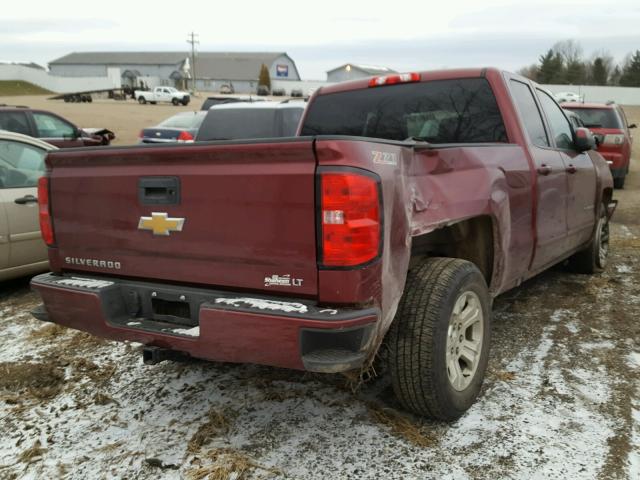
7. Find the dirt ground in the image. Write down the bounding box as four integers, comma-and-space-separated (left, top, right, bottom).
0, 98, 638, 479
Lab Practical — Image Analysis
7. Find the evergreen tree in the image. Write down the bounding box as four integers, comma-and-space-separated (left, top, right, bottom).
610, 65, 622, 86
258, 64, 271, 91
619, 50, 640, 87
538, 49, 565, 84
590, 57, 608, 85
565, 59, 587, 84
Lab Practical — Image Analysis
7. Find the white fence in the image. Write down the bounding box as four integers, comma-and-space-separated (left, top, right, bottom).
0, 64, 121, 94
542, 84, 640, 106
271, 79, 333, 95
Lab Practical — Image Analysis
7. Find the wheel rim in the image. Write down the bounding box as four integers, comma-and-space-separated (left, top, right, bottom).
597, 216, 609, 268
446, 291, 484, 392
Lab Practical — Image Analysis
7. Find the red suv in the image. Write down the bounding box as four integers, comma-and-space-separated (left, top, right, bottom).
0, 105, 114, 148
561, 102, 635, 188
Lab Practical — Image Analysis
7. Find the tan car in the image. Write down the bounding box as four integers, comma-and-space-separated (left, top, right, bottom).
0, 130, 56, 281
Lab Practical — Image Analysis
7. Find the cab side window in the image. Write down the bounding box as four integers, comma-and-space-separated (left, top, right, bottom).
32, 112, 76, 138
0, 140, 46, 189
537, 90, 574, 150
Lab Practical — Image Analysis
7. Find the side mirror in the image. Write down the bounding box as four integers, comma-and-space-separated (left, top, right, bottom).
574, 127, 595, 152
629, 123, 637, 129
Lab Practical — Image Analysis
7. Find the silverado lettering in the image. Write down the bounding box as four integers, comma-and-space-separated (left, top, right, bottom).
33, 68, 616, 421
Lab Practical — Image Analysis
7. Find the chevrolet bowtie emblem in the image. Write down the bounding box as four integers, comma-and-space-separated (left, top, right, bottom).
138, 212, 185, 236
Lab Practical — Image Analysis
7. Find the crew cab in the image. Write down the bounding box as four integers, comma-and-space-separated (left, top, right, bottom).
136, 87, 190, 106
561, 102, 635, 189
31, 68, 615, 421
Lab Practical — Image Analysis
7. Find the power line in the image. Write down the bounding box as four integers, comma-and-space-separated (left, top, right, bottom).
186, 32, 199, 94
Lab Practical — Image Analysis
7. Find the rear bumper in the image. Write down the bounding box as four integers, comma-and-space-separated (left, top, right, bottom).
31, 273, 378, 373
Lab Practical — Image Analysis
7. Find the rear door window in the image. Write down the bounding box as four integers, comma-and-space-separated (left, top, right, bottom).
0, 111, 31, 136
509, 80, 549, 147
0, 140, 46, 188
301, 78, 507, 143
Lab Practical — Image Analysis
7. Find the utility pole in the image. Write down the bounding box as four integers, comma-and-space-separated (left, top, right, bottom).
186, 32, 199, 95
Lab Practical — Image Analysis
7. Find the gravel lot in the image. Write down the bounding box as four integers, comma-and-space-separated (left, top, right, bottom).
0, 98, 638, 480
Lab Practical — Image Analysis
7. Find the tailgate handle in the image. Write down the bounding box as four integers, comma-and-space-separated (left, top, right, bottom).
139, 177, 180, 205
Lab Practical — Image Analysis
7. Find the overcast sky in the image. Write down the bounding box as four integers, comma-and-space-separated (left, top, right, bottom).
1, 0, 639, 79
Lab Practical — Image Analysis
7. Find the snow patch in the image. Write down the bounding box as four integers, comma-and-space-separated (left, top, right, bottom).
215, 297, 308, 314
126, 321, 142, 326
55, 277, 114, 289
171, 326, 200, 337
616, 264, 632, 274
627, 352, 640, 369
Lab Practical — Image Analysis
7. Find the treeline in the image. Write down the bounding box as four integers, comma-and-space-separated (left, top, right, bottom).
518, 40, 640, 87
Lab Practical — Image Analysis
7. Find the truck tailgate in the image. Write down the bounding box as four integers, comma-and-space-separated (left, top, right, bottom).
45, 139, 318, 295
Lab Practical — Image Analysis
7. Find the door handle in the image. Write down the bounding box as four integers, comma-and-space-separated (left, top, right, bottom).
566, 164, 577, 174
537, 164, 552, 176
14, 195, 38, 205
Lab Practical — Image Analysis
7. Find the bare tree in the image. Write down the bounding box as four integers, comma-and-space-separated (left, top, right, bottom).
552, 39, 583, 64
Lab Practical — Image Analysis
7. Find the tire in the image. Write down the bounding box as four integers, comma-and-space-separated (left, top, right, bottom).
138, 97, 146, 104
388, 257, 491, 421
181, 98, 189, 106
567, 207, 609, 274
150, 101, 157, 105
172, 98, 179, 106
613, 176, 625, 189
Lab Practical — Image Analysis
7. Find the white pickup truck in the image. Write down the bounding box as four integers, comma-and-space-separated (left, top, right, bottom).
135, 87, 190, 106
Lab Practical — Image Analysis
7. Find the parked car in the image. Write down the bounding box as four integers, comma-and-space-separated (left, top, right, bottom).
257, 85, 270, 96
196, 102, 305, 141
272, 88, 286, 97
200, 96, 265, 111
290, 89, 304, 98
219, 84, 234, 94
136, 87, 190, 106
562, 102, 636, 188
139, 111, 207, 144
0, 105, 114, 147
31, 68, 615, 421
554, 91, 583, 103
0, 130, 56, 281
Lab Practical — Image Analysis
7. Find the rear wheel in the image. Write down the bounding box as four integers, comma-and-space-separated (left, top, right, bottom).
172, 98, 179, 106
138, 97, 146, 104
567, 207, 609, 274
388, 257, 491, 421
613, 175, 625, 189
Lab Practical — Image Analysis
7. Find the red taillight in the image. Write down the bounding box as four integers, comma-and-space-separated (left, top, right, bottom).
137, 130, 144, 139
319, 171, 381, 267
37, 176, 54, 246
177, 131, 194, 142
369, 72, 420, 87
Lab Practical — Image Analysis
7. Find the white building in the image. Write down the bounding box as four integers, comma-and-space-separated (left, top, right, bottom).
48, 51, 301, 94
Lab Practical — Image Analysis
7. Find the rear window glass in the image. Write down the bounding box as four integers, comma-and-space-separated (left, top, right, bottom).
301, 78, 508, 143
0, 111, 31, 136
196, 107, 304, 141
158, 112, 205, 129
563, 108, 622, 129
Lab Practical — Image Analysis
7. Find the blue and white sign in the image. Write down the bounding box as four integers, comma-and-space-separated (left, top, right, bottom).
276, 65, 289, 77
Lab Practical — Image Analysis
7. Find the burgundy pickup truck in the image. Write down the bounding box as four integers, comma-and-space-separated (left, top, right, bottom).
31, 68, 616, 420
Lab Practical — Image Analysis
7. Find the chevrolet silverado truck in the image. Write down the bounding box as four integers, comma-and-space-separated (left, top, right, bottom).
136, 87, 190, 106
31, 68, 616, 420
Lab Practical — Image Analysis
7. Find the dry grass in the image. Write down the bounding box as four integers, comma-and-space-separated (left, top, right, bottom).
187, 408, 235, 453
368, 404, 436, 448
0, 361, 64, 400
186, 448, 280, 480
494, 370, 517, 382
18, 441, 46, 464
